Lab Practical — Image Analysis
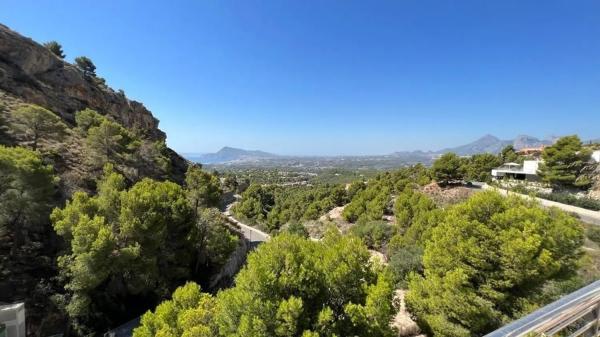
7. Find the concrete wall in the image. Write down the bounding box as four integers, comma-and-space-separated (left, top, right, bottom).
208, 234, 252, 291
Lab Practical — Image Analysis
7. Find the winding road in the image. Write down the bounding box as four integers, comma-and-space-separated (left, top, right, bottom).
480, 184, 600, 226
223, 202, 271, 245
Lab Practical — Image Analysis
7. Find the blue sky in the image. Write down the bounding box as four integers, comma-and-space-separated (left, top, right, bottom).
1, 1, 599, 155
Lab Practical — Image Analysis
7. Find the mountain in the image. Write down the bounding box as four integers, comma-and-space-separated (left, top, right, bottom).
189, 146, 279, 164
0, 24, 188, 184
438, 134, 512, 156
438, 134, 555, 156
191, 134, 560, 167
512, 134, 553, 149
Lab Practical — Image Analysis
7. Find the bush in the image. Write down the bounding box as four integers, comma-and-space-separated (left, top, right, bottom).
388, 245, 423, 288
406, 190, 584, 336
43, 41, 65, 58
284, 221, 309, 238
350, 220, 392, 250
587, 226, 600, 245
74, 56, 96, 76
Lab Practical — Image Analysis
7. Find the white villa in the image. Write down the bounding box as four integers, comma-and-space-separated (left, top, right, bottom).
492, 150, 600, 182
0, 303, 25, 337
491, 160, 541, 182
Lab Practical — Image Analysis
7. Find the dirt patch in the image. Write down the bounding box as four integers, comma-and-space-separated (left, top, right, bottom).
421, 182, 476, 206
391, 289, 423, 337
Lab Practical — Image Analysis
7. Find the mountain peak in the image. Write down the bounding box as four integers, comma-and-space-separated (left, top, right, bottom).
478, 134, 500, 141
192, 147, 278, 164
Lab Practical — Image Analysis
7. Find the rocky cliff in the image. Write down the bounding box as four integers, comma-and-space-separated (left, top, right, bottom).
0, 24, 167, 140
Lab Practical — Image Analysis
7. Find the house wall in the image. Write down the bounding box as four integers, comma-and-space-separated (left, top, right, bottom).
592, 150, 600, 163
0, 303, 25, 337
522, 160, 540, 174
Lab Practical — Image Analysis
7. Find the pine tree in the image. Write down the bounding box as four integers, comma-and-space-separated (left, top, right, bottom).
538, 135, 592, 189
13, 104, 66, 151
43, 41, 65, 58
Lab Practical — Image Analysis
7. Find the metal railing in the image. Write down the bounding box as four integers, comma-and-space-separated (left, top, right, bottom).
485, 280, 600, 337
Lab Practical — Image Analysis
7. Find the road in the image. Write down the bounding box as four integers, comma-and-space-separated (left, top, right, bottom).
223, 202, 271, 244
480, 184, 600, 226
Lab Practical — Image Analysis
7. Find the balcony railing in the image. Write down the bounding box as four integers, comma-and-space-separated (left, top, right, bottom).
485, 280, 600, 337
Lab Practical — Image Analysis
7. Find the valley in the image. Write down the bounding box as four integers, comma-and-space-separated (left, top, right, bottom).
1, 5, 600, 337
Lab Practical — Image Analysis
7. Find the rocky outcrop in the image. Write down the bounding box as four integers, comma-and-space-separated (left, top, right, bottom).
0, 24, 167, 141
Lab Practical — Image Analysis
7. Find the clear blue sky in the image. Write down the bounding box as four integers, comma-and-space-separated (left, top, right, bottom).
2, 1, 599, 155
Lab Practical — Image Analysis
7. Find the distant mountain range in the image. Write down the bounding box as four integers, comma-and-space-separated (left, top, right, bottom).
185, 146, 279, 164
185, 135, 582, 166
439, 134, 555, 156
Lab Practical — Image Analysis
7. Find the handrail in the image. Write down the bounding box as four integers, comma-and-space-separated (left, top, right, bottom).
485, 280, 600, 337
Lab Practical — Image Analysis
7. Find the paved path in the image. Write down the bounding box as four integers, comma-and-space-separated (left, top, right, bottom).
481, 184, 600, 226
223, 203, 271, 244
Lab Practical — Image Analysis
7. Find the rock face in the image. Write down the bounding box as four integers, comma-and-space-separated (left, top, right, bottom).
0, 23, 166, 141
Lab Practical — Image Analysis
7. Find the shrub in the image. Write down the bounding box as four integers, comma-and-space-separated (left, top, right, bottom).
587, 226, 600, 245
43, 41, 65, 58
350, 220, 392, 250
388, 245, 423, 288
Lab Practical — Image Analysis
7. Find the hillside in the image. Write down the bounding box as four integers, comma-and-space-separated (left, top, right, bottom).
0, 24, 187, 188
0, 24, 190, 335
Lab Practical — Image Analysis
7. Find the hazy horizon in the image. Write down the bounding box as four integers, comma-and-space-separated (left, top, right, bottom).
182, 133, 598, 157
2, 1, 599, 155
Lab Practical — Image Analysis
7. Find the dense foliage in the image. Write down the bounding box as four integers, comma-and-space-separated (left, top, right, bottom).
406, 191, 584, 336
388, 188, 439, 286
51, 165, 234, 334
75, 109, 171, 179
0, 145, 57, 253
234, 183, 347, 232
13, 104, 66, 151
133, 282, 218, 337
343, 180, 391, 223
343, 165, 431, 223
539, 135, 592, 189
431, 152, 463, 185
185, 165, 222, 210
461, 153, 502, 182
393, 187, 436, 230
350, 220, 393, 250
499, 145, 522, 163
134, 231, 397, 337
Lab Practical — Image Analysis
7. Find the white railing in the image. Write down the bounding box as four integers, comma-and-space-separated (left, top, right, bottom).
485, 280, 600, 337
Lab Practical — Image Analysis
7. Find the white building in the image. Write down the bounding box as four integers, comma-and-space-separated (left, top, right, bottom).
0, 303, 25, 337
593, 150, 600, 163
491, 160, 541, 182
